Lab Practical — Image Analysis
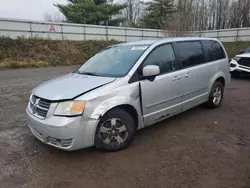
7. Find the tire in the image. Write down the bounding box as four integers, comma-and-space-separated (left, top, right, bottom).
94, 108, 136, 152
206, 81, 224, 109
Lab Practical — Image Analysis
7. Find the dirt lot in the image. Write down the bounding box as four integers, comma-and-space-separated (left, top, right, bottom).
0, 67, 250, 188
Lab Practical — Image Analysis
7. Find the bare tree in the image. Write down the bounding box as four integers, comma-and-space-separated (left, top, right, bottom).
240, 0, 250, 27
165, 0, 250, 32
166, 0, 196, 33
44, 11, 65, 22
123, 0, 143, 26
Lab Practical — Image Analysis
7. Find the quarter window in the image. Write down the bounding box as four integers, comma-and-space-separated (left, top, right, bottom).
143, 44, 176, 74
202, 40, 226, 61
176, 41, 206, 68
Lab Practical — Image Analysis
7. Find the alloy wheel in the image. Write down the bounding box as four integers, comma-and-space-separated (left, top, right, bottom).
98, 118, 128, 146
213, 87, 222, 106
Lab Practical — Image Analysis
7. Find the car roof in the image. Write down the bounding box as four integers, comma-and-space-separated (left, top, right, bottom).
116, 37, 220, 46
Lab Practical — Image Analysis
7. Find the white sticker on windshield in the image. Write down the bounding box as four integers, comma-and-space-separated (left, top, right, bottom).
131, 46, 148, 51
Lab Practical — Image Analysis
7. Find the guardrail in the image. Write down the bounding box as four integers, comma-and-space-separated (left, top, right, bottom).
1, 18, 250, 42
0, 18, 164, 41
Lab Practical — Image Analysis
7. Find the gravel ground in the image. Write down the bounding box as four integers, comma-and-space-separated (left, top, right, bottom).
0, 67, 250, 188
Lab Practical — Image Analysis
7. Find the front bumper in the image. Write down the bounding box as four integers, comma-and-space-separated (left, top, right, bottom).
230, 59, 250, 73
26, 108, 99, 151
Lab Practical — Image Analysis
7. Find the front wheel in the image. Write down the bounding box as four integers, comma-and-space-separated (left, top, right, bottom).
205, 81, 224, 109
94, 108, 136, 152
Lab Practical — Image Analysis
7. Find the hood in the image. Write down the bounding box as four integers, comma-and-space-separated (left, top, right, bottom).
236, 53, 250, 58
32, 73, 116, 101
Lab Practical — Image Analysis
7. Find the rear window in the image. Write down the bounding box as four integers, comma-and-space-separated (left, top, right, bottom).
175, 41, 206, 68
202, 40, 226, 61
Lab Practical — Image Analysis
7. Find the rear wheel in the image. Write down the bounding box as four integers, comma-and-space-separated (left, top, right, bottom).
94, 108, 136, 152
206, 81, 224, 109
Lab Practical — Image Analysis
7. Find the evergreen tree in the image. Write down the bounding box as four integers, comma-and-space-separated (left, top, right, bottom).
55, 0, 126, 26
140, 0, 176, 29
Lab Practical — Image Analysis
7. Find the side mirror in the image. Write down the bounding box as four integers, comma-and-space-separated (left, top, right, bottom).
142, 65, 160, 78
239, 49, 245, 54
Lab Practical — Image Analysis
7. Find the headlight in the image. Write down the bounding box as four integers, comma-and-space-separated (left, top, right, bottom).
233, 57, 241, 62
54, 101, 86, 116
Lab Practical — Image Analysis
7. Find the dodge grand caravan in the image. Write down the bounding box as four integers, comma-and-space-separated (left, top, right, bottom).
26, 37, 230, 152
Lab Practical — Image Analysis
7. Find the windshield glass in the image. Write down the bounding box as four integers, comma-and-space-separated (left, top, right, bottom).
77, 45, 148, 77
243, 47, 250, 54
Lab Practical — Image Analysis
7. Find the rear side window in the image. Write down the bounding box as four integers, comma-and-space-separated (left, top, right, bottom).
176, 41, 206, 68
202, 40, 226, 61
143, 44, 176, 74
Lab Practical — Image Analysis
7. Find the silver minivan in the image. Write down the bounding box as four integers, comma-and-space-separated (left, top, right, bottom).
26, 37, 230, 151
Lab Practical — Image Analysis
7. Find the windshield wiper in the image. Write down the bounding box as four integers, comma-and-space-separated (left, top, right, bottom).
73, 70, 100, 76
79, 72, 101, 76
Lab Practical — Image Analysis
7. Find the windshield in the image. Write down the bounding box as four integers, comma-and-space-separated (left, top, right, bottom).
243, 47, 250, 54
77, 45, 148, 77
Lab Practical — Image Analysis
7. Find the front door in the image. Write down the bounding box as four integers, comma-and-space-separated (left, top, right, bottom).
140, 43, 183, 126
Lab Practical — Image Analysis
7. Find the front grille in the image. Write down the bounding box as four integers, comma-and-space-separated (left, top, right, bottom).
238, 58, 250, 67
29, 95, 51, 119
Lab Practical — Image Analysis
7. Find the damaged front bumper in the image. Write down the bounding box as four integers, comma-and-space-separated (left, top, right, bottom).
26, 108, 99, 151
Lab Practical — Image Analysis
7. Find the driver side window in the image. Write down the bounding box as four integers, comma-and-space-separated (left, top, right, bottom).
143, 44, 176, 74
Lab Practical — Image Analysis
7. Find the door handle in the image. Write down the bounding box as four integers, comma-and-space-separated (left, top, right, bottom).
172, 76, 181, 81
184, 72, 192, 78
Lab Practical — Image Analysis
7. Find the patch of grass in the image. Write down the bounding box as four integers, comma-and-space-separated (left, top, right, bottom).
223, 41, 250, 58
0, 36, 250, 69
7, 61, 20, 69
0, 61, 50, 70
48, 60, 60, 67
0, 37, 119, 69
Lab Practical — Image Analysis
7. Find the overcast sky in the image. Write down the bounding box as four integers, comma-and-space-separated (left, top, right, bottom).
0, 0, 68, 21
